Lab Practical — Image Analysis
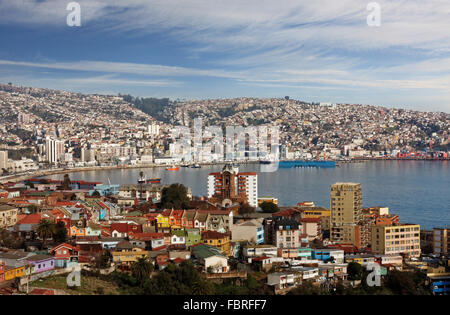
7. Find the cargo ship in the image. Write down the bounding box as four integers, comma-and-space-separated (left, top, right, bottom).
279, 160, 335, 168
138, 174, 161, 184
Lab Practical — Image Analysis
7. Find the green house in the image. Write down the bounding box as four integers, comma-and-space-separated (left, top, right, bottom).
185, 228, 202, 248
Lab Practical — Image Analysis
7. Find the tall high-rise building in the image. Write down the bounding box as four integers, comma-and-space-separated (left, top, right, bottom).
330, 182, 362, 246
45, 137, 65, 164
0, 151, 7, 170
148, 123, 160, 136
207, 164, 258, 208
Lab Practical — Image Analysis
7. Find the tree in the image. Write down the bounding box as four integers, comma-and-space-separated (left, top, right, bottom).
92, 190, 101, 197
61, 174, 72, 190
94, 250, 112, 269
259, 201, 279, 213
238, 202, 255, 215
347, 262, 363, 281
192, 278, 214, 295
160, 183, 190, 209
131, 257, 154, 286
36, 220, 56, 247
288, 280, 328, 295
386, 270, 429, 295
53, 221, 68, 243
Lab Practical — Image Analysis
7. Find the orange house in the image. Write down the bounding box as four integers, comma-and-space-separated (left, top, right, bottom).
70, 226, 86, 237
169, 210, 184, 228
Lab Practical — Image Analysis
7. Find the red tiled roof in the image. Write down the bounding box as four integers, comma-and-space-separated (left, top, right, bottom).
201, 230, 230, 239
171, 210, 184, 218
50, 242, 79, 253
273, 208, 300, 217
110, 223, 142, 234
17, 213, 41, 225
132, 232, 164, 240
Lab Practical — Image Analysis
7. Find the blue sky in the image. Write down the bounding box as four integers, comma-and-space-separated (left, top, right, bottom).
1, 0, 450, 112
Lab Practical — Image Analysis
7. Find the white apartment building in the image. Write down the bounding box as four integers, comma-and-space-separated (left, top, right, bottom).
148, 123, 160, 136
45, 137, 65, 164
0, 151, 7, 170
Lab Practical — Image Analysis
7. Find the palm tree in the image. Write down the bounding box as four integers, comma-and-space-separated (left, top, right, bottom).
36, 220, 56, 248
131, 257, 154, 286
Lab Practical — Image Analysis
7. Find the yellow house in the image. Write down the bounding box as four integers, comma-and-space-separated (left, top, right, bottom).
156, 210, 171, 228
4, 265, 25, 281
301, 207, 331, 230
201, 231, 231, 256
111, 241, 149, 265
301, 208, 331, 219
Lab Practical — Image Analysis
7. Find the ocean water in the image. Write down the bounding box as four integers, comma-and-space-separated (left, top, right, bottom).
46, 160, 450, 230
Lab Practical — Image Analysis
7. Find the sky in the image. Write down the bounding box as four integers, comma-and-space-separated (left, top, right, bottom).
1, 0, 450, 112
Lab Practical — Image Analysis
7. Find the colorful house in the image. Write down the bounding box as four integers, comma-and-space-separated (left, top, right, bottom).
169, 210, 184, 228
49, 243, 80, 268
26, 254, 55, 274
70, 225, 86, 237
181, 210, 196, 229
185, 229, 202, 248
110, 223, 142, 238
171, 229, 186, 246
194, 211, 208, 231
201, 231, 231, 256
4, 265, 25, 281
156, 210, 171, 229
111, 241, 149, 265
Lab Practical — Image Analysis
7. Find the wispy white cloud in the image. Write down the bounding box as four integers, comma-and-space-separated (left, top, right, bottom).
2, 1, 450, 111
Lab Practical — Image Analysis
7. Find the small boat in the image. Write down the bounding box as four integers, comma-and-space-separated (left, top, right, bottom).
165, 165, 179, 171
145, 178, 161, 184
191, 164, 201, 168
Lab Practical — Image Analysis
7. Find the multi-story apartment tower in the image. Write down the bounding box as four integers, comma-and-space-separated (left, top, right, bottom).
330, 182, 362, 246
371, 224, 421, 258
45, 137, 65, 164
0, 151, 7, 170
433, 227, 449, 255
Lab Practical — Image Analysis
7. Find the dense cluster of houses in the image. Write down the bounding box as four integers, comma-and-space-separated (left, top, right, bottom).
0, 176, 449, 295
